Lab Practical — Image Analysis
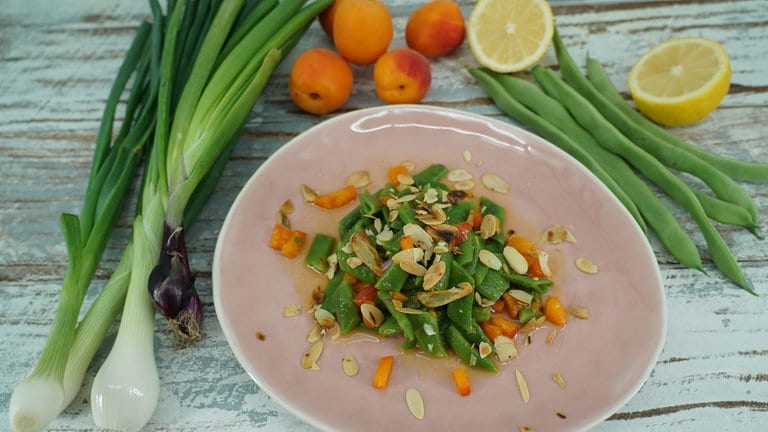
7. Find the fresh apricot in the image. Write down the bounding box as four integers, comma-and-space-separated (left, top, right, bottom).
373, 48, 432, 104
318, 0, 347, 37
288, 48, 354, 115
333, 0, 393, 66
406, 0, 465, 58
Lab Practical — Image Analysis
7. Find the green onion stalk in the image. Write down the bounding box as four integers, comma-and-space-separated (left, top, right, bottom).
9, 0, 333, 431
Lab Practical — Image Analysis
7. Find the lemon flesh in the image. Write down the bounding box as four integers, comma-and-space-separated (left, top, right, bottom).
467, 0, 554, 73
628, 37, 731, 127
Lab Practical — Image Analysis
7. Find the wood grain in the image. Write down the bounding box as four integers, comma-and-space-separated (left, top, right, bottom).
1, 0, 767, 431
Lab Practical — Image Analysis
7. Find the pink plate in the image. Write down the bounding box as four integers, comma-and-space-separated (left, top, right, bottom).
212, 105, 666, 431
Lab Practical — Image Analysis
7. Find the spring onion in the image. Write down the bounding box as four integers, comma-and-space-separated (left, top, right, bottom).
10, 0, 332, 431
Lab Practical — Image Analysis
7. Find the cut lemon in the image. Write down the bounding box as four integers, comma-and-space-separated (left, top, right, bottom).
627, 37, 731, 127
467, 0, 554, 73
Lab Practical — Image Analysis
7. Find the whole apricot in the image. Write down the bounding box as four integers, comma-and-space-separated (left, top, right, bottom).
373, 48, 432, 104
406, 0, 465, 58
288, 48, 354, 115
333, 0, 393, 66
318, 0, 347, 37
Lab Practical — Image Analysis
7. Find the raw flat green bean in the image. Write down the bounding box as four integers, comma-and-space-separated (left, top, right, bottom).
586, 56, 768, 183
305, 233, 336, 274
488, 70, 704, 271
468, 67, 649, 234
552, 31, 760, 226
693, 190, 760, 233
532, 65, 754, 293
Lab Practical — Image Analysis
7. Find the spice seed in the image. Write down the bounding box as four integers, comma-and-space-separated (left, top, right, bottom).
520, 427, 534, 432
568, 304, 591, 319
405, 388, 425, 420
342, 354, 359, 377
515, 369, 530, 403
546, 328, 557, 345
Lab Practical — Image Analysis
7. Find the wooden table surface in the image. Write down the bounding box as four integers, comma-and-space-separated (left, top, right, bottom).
2, 0, 767, 431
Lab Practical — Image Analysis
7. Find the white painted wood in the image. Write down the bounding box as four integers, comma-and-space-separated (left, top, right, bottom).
1, 0, 767, 431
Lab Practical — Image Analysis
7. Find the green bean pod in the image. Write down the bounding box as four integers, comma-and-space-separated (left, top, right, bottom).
487, 70, 704, 271
552, 31, 760, 226
468, 67, 649, 234
532, 65, 754, 293
585, 56, 768, 183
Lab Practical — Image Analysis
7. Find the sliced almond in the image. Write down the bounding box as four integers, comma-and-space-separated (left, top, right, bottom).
417, 282, 473, 308
538, 251, 552, 277
346, 257, 363, 269
400, 260, 427, 276
276, 200, 294, 228
479, 214, 500, 239
300, 184, 318, 202
405, 388, 425, 420
575, 257, 598, 274
402, 161, 416, 172
478, 341, 493, 358
553, 373, 566, 389
307, 324, 323, 343
424, 188, 439, 204
520, 315, 546, 333
361, 303, 385, 328
540, 225, 576, 244
350, 231, 383, 276
463, 150, 472, 162
447, 168, 473, 182
392, 247, 425, 264
416, 205, 447, 226
503, 246, 529, 275
481, 173, 510, 193
494, 335, 518, 362
479, 249, 502, 271
342, 354, 359, 376
422, 260, 447, 291
454, 180, 475, 191
515, 369, 530, 403
397, 173, 415, 186
403, 223, 433, 251
301, 341, 324, 370
345, 170, 370, 188
283, 304, 301, 317
314, 308, 336, 328
391, 299, 425, 315
568, 304, 591, 319
507, 289, 533, 305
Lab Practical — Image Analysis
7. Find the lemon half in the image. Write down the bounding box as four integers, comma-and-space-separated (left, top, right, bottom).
467, 0, 554, 73
628, 37, 731, 127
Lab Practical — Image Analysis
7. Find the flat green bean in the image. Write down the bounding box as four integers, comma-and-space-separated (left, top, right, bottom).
468, 67, 648, 234
532, 65, 754, 293
411, 163, 449, 186
586, 56, 768, 183
552, 31, 760, 226
693, 189, 760, 232
489, 70, 703, 271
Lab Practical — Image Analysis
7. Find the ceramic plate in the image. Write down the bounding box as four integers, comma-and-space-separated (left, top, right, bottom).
213, 105, 666, 431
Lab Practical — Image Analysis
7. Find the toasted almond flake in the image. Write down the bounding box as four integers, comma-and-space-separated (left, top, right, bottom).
546, 328, 557, 345
520, 426, 534, 432
479, 249, 502, 270
416, 205, 447, 226
463, 150, 472, 162
314, 308, 336, 328
405, 388, 425, 420
403, 223, 433, 250
475, 292, 495, 308
508, 289, 533, 305
396, 193, 419, 203
400, 260, 428, 276
373, 217, 383, 233
391, 299, 425, 315
521, 315, 546, 333
341, 242, 353, 254
350, 231, 384, 276
307, 324, 323, 343
417, 282, 473, 308
479, 214, 500, 239
397, 173, 415, 186
481, 173, 510, 193
479, 341, 493, 358
345, 170, 370, 188
503, 246, 529, 275
515, 369, 530, 403
283, 304, 301, 317
494, 335, 518, 362
568, 304, 591, 319
538, 251, 552, 277
422, 261, 447, 290
424, 188, 439, 204
302, 341, 324, 369
376, 228, 394, 244
540, 225, 577, 244
575, 257, 598, 274
553, 373, 566, 389
361, 303, 385, 328
276, 200, 295, 227
447, 168, 473, 182
403, 161, 416, 172
433, 244, 450, 254
392, 247, 425, 264
454, 180, 475, 191
342, 355, 359, 377
389, 210, 399, 222
325, 253, 338, 279
556, 412, 567, 419
346, 257, 363, 269
300, 184, 318, 202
